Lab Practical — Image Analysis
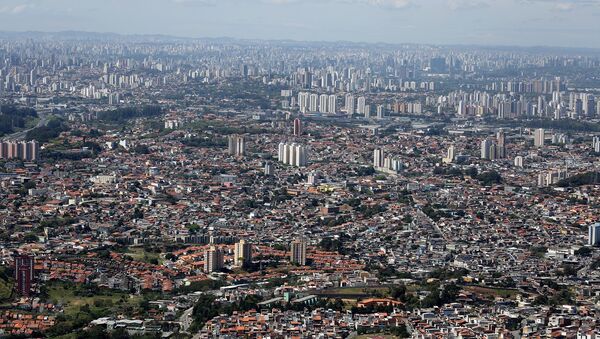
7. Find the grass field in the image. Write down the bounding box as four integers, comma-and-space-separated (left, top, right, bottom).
46, 281, 141, 317
356, 334, 398, 339
464, 285, 519, 299
316, 286, 391, 297
125, 247, 164, 265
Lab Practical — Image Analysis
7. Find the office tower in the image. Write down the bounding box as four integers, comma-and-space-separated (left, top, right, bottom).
234, 240, 252, 267
328, 95, 337, 114
589, 223, 600, 246
514, 156, 524, 168
345, 94, 355, 115
204, 246, 224, 273
319, 94, 329, 113
307, 93, 318, 112
443, 145, 456, 164
228, 135, 245, 156
293, 118, 302, 137
357, 97, 366, 115
481, 139, 493, 160
534, 128, 545, 147
290, 239, 307, 266
373, 148, 384, 168
14, 255, 34, 296
496, 130, 506, 158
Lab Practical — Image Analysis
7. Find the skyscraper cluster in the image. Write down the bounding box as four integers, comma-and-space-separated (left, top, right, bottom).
297, 92, 337, 114
278, 142, 308, 167
373, 148, 402, 173
0, 140, 40, 161
480, 131, 507, 161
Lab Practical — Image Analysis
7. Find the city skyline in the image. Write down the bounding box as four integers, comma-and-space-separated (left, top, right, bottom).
0, 0, 599, 48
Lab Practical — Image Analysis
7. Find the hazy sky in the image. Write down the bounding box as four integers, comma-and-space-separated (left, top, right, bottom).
0, 0, 599, 48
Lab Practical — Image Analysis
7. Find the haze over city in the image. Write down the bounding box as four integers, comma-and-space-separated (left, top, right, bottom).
2, 0, 600, 338
0, 0, 600, 47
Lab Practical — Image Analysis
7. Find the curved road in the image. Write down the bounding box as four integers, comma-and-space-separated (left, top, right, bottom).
1, 111, 50, 141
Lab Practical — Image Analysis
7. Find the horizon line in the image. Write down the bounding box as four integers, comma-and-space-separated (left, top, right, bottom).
0, 29, 599, 53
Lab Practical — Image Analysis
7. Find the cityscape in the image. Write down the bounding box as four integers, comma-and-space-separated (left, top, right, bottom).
1, 1, 600, 338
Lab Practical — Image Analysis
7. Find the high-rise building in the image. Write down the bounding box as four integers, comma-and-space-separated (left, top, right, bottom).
234, 240, 252, 267
204, 246, 224, 273
293, 118, 302, 137
14, 255, 34, 297
298, 92, 309, 113
264, 161, 274, 176
0, 140, 40, 161
290, 239, 307, 266
496, 130, 506, 158
357, 97, 366, 115
481, 139, 493, 160
278, 143, 308, 167
593, 136, 600, 153
534, 128, 545, 147
443, 146, 456, 164
345, 94, 355, 115
376, 105, 385, 119
373, 148, 384, 168
514, 156, 524, 167
589, 223, 600, 246
309, 94, 319, 112
319, 94, 329, 113
228, 135, 246, 156
328, 95, 337, 114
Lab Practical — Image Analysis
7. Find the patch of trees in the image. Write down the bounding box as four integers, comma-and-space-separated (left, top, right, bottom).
422, 205, 451, 222
97, 106, 162, 122
42, 150, 93, 161
26, 118, 67, 143
557, 172, 600, 187
476, 171, 503, 186
0, 105, 38, 136
524, 118, 600, 132
182, 137, 227, 148
190, 294, 264, 332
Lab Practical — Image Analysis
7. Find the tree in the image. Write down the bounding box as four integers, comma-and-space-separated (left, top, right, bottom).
477, 171, 502, 186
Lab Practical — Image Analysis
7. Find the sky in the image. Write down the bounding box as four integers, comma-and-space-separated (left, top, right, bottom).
0, 0, 599, 48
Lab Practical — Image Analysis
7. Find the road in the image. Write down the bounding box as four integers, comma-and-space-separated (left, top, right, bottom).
1, 111, 50, 141
179, 306, 195, 333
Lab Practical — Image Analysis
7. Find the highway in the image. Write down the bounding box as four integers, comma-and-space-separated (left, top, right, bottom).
1, 111, 50, 141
